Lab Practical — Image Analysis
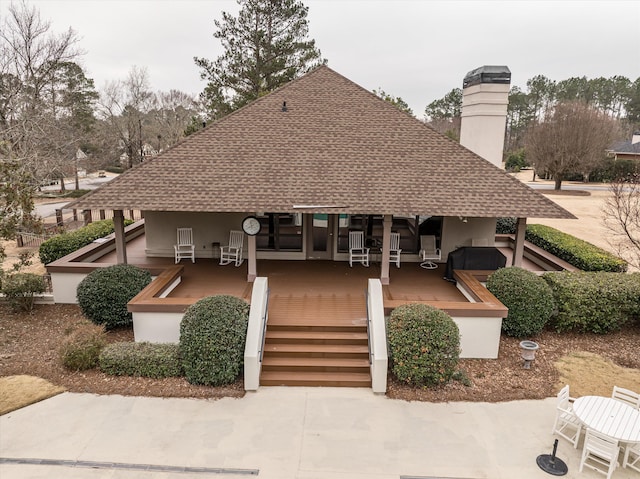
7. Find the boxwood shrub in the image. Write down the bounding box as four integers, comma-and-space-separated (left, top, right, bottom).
39, 219, 133, 265
99, 342, 182, 378
496, 217, 517, 235
59, 323, 107, 371
179, 295, 250, 386
77, 264, 152, 329
526, 224, 627, 272
486, 267, 555, 337
542, 271, 640, 333
387, 303, 460, 387
1, 273, 45, 312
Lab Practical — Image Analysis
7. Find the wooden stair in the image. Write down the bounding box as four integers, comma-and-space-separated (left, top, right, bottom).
260, 294, 371, 387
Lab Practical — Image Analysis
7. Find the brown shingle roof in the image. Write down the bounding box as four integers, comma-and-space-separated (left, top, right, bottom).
70, 66, 573, 219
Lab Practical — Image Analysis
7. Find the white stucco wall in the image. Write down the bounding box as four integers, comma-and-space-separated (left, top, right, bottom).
50, 272, 87, 304
132, 311, 184, 343
453, 316, 503, 359
440, 217, 497, 259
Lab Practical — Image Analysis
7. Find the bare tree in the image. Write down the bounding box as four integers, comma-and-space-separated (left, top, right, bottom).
151, 90, 199, 149
604, 177, 640, 269
525, 101, 619, 190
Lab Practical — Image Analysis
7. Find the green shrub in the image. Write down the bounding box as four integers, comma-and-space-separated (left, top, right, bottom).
1, 273, 45, 312
59, 323, 107, 371
39, 219, 133, 265
505, 148, 528, 172
542, 272, 640, 333
179, 295, 249, 386
496, 217, 517, 234
76, 264, 151, 330
99, 342, 182, 378
387, 303, 460, 387
486, 267, 555, 337
526, 224, 627, 272
105, 166, 124, 174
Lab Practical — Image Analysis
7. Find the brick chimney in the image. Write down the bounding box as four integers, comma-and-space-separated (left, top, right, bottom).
459, 66, 511, 168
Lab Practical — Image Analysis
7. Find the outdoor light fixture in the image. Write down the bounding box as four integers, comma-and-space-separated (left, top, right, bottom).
520, 340, 539, 369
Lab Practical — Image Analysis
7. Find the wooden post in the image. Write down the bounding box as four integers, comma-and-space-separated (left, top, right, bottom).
512, 217, 527, 267
83, 210, 92, 226
99, 209, 106, 220
113, 210, 127, 264
55, 209, 64, 227
380, 215, 392, 285
247, 234, 257, 282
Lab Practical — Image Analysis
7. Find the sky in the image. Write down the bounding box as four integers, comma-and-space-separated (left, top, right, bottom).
3, 0, 640, 117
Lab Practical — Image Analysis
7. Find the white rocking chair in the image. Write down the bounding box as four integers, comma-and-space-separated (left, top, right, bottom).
220, 230, 244, 267
349, 231, 369, 267
174, 228, 195, 264
389, 232, 401, 268
419, 235, 441, 269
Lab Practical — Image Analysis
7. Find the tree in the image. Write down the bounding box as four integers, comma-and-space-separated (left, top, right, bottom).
372, 88, 413, 115
424, 88, 461, 139
194, 0, 324, 120
525, 101, 618, 189
604, 175, 640, 269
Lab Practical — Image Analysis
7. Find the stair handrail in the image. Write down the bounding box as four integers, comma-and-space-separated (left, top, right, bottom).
243, 277, 269, 391
367, 278, 388, 394
258, 288, 270, 363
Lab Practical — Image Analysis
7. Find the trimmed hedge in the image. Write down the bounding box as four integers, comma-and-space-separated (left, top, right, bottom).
99, 342, 182, 378
526, 224, 627, 272
1, 273, 45, 312
179, 295, 249, 386
387, 303, 460, 387
486, 267, 555, 337
77, 264, 152, 329
39, 219, 133, 265
542, 271, 640, 333
59, 323, 107, 371
496, 217, 517, 235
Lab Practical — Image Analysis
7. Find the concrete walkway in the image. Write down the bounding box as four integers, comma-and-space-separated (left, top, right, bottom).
0, 388, 627, 479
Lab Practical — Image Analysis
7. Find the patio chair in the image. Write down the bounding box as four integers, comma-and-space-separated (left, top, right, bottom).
220, 230, 244, 267
174, 227, 195, 264
389, 232, 401, 268
349, 231, 369, 267
612, 386, 640, 409
623, 441, 640, 472
552, 384, 582, 448
579, 428, 619, 479
419, 235, 441, 269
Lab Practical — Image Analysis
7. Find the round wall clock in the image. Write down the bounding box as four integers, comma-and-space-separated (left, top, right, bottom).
242, 216, 261, 236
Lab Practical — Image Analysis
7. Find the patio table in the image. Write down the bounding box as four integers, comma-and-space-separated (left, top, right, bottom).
573, 395, 640, 443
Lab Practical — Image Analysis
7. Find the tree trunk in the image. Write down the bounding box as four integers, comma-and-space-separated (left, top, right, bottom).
532, 169, 536, 182
554, 177, 563, 190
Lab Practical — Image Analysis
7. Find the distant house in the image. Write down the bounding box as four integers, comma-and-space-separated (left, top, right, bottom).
68, 66, 572, 285
608, 131, 640, 161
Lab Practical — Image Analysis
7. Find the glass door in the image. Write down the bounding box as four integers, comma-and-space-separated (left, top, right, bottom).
306, 213, 334, 260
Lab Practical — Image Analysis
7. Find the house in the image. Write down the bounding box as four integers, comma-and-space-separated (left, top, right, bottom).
607, 131, 640, 161
66, 66, 572, 285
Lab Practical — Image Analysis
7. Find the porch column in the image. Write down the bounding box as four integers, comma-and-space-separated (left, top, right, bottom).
247, 234, 257, 282
380, 215, 392, 285
113, 209, 127, 264
512, 217, 527, 267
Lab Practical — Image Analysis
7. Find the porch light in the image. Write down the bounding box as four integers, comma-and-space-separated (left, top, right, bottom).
519, 340, 539, 369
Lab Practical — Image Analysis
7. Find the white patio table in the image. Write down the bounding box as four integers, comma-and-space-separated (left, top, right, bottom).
573, 395, 640, 443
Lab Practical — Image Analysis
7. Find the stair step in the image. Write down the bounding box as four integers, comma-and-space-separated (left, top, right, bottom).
267, 323, 367, 333
262, 356, 370, 373
263, 343, 369, 355
260, 371, 372, 387
265, 330, 368, 344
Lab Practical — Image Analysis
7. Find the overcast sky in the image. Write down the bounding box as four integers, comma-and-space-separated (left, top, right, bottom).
4, 0, 640, 117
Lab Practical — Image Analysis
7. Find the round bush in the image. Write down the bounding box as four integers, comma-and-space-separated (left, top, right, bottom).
486, 266, 555, 337
77, 264, 151, 329
387, 303, 460, 387
179, 295, 249, 386
59, 323, 107, 371
1, 272, 45, 312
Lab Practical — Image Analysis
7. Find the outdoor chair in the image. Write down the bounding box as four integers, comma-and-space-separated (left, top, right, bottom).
389, 232, 401, 268
419, 235, 441, 269
552, 384, 582, 448
220, 230, 244, 267
349, 231, 369, 267
623, 441, 640, 472
174, 227, 195, 264
579, 428, 620, 479
611, 386, 640, 409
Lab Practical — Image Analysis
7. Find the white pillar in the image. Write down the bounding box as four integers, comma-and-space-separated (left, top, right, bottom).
460, 66, 511, 169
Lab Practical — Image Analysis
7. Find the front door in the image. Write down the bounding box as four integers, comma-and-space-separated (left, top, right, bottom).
306, 214, 334, 260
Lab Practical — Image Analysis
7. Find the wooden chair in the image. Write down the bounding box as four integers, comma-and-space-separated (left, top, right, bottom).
612, 386, 640, 409
389, 232, 401, 268
174, 227, 195, 264
552, 384, 582, 448
349, 231, 369, 267
419, 235, 441, 269
220, 230, 244, 266
579, 428, 619, 479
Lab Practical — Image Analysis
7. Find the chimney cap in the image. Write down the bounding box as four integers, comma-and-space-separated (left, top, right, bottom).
463, 65, 511, 88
